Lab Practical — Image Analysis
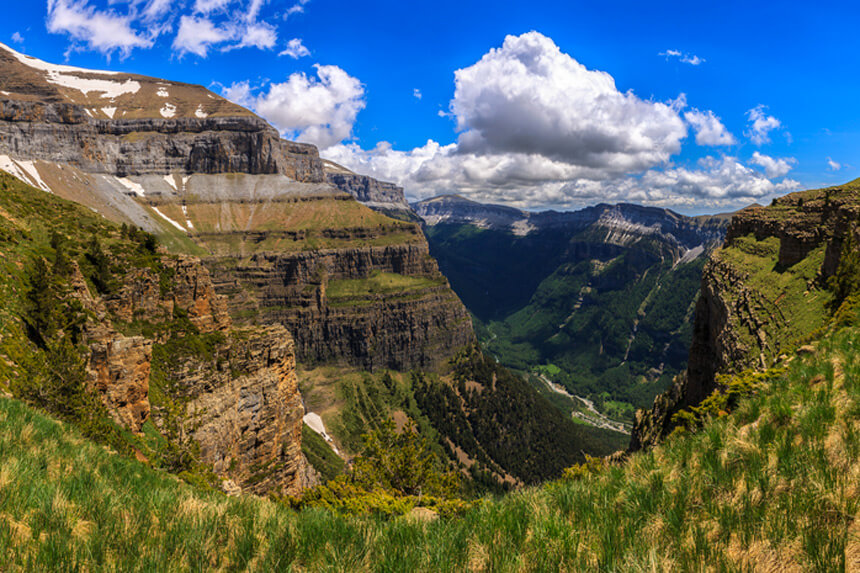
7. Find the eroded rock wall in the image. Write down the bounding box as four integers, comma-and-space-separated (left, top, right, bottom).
68, 254, 306, 495
631, 185, 860, 450
0, 100, 323, 181
206, 243, 475, 371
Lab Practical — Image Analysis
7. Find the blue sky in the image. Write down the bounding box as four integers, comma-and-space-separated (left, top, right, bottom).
3, 1, 859, 214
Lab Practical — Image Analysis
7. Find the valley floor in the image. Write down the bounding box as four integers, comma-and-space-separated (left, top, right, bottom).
2, 326, 858, 571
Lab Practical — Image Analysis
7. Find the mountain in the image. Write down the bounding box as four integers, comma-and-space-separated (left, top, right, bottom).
414, 194, 730, 423
0, 42, 473, 372
0, 44, 629, 493
633, 179, 860, 449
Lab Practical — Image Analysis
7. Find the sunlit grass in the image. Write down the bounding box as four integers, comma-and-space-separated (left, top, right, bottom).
3, 326, 858, 570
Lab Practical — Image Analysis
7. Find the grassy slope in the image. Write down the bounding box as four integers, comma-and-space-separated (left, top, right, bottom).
158, 197, 423, 256
717, 234, 832, 364
2, 324, 857, 570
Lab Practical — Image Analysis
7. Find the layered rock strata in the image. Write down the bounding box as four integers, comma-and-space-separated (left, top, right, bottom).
69, 255, 306, 495
206, 243, 475, 371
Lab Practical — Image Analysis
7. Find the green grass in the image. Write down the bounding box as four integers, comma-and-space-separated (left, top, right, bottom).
327, 271, 445, 300
301, 424, 346, 482
1, 323, 858, 570
718, 233, 832, 365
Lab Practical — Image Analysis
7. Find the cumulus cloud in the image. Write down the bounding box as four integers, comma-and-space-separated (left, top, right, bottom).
684, 109, 736, 146
750, 151, 796, 178
279, 37, 309, 58
11, 32, 24, 44
223, 64, 365, 149
450, 32, 687, 173
46, 0, 153, 57
326, 142, 799, 209
413, 88, 422, 100
232, 21, 276, 50
746, 105, 782, 145
828, 157, 841, 171
317, 32, 800, 211
659, 49, 705, 66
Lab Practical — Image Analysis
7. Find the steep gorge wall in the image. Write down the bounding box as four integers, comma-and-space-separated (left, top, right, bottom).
631, 184, 860, 449
71, 254, 307, 496
206, 243, 475, 371
0, 100, 323, 181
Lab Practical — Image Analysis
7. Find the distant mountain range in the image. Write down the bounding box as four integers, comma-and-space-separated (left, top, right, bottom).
414, 194, 732, 421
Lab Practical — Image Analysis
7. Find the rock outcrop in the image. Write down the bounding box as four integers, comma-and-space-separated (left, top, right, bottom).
67, 252, 306, 495
0, 100, 323, 181
323, 159, 417, 220
631, 181, 860, 449
0, 42, 475, 375
207, 243, 474, 371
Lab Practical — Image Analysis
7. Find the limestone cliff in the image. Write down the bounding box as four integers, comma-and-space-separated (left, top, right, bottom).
631, 180, 860, 449
68, 250, 306, 495
322, 159, 417, 220
0, 42, 475, 374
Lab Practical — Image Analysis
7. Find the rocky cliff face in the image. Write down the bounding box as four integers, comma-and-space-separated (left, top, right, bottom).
207, 243, 474, 370
631, 181, 860, 449
323, 159, 417, 220
0, 99, 323, 182
66, 250, 306, 495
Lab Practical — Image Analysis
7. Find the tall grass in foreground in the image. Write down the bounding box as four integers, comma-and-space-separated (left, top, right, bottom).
2, 328, 859, 571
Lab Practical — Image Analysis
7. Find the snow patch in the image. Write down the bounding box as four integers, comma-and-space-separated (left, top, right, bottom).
16, 160, 51, 192
84, 109, 93, 117
194, 105, 208, 119
162, 174, 177, 191
0, 42, 141, 98
102, 106, 116, 119
115, 177, 145, 197
303, 412, 340, 454
160, 103, 176, 118
181, 204, 194, 229
0, 156, 51, 192
151, 206, 186, 232
156, 87, 169, 98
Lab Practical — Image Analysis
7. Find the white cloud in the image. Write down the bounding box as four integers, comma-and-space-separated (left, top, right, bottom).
11, 32, 24, 44
172, 15, 232, 57
450, 32, 687, 173
284, 0, 310, 18
413, 88, 422, 100
46, 0, 153, 57
223, 64, 365, 149
142, 0, 173, 20
279, 37, 309, 58
193, 0, 232, 14
684, 109, 736, 146
318, 32, 798, 211
660, 49, 705, 65
232, 21, 276, 50
326, 142, 799, 209
746, 105, 781, 145
750, 151, 796, 178
43, 0, 289, 58
828, 157, 841, 171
